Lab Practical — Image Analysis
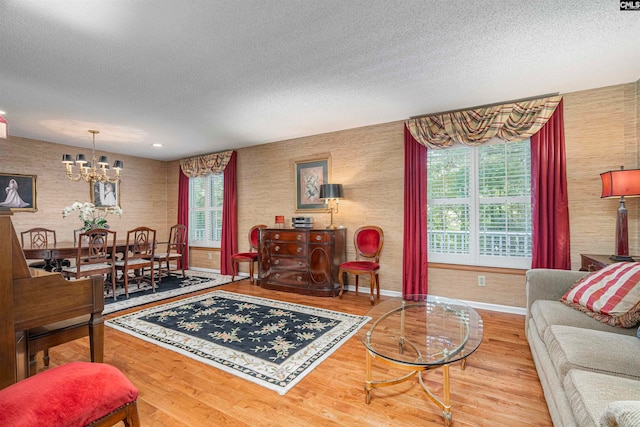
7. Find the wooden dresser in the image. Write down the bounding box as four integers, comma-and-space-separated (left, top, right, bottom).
257, 228, 346, 296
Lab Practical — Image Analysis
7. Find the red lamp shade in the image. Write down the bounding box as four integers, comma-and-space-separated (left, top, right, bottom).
0, 115, 7, 139
600, 169, 640, 198
600, 168, 640, 261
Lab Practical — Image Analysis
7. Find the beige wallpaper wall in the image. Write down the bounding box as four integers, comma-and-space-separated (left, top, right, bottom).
4, 80, 638, 309
1, 136, 171, 243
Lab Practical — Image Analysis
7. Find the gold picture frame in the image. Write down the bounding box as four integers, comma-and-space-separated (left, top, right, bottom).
294, 157, 330, 212
0, 173, 37, 212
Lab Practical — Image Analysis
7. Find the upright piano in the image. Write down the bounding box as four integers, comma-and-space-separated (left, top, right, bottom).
0, 210, 104, 388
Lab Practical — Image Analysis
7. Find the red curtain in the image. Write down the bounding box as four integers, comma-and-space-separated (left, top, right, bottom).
530, 99, 571, 269
403, 125, 428, 296
177, 168, 190, 269
220, 151, 237, 275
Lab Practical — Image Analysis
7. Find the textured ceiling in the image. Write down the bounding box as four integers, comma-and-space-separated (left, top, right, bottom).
1, 0, 639, 161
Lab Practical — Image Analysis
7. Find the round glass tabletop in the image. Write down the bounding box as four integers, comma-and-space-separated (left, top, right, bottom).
358, 295, 484, 367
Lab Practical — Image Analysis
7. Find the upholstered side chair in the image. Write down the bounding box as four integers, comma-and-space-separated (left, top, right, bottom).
338, 225, 384, 304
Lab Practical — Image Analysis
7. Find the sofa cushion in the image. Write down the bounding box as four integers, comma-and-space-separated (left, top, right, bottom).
544, 325, 640, 383
530, 300, 637, 341
565, 370, 640, 427
600, 401, 640, 427
561, 262, 640, 327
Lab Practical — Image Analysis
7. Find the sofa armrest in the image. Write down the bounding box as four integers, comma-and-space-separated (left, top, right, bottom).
525, 268, 587, 334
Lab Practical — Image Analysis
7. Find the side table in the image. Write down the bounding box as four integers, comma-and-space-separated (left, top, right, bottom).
580, 254, 637, 272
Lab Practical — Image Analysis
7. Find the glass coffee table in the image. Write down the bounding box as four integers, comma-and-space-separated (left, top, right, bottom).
359, 295, 483, 426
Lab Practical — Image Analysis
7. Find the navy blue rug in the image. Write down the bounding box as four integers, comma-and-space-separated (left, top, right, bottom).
104, 270, 235, 314
106, 290, 369, 394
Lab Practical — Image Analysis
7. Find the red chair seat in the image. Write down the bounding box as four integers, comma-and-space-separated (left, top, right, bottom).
340, 261, 379, 271
0, 361, 140, 427
231, 252, 259, 261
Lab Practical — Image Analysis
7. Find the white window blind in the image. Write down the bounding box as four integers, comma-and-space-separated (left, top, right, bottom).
189, 173, 224, 248
427, 139, 532, 269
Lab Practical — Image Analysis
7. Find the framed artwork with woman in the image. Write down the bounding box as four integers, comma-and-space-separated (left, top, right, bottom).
91, 180, 120, 208
0, 173, 37, 212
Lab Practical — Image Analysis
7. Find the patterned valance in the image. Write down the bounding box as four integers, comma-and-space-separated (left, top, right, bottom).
179, 150, 234, 177
406, 95, 562, 149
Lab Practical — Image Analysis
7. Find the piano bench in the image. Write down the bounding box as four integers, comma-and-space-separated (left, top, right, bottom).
0, 361, 140, 427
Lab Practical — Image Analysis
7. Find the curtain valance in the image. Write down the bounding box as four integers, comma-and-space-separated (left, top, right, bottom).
179, 150, 234, 177
406, 95, 562, 149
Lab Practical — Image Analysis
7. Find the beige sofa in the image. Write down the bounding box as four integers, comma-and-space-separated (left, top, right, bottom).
525, 268, 640, 426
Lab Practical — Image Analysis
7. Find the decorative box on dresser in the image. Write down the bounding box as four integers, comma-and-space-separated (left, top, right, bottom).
258, 228, 346, 296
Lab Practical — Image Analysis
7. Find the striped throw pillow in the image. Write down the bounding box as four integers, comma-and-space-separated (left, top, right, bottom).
561, 262, 640, 328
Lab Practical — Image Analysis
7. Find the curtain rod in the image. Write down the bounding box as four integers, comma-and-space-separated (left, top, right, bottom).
409, 92, 560, 120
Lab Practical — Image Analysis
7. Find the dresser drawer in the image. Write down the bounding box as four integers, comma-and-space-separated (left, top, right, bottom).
263, 230, 307, 242
309, 231, 332, 243
270, 270, 309, 286
268, 242, 307, 256
271, 257, 307, 269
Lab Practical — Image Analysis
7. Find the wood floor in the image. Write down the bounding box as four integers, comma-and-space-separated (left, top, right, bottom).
42, 280, 553, 426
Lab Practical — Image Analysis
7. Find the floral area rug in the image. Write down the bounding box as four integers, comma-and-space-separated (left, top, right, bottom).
104, 270, 235, 315
106, 290, 370, 395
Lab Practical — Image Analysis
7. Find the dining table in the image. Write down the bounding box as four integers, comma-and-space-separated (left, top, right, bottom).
22, 241, 133, 272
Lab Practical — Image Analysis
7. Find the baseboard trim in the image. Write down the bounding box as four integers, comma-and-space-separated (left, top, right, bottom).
187, 272, 526, 316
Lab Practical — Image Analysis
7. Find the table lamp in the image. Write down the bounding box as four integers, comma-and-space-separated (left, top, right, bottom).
600, 166, 640, 261
319, 184, 344, 229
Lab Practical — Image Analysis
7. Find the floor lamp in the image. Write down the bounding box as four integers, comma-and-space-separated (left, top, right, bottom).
600, 166, 640, 261
319, 184, 344, 230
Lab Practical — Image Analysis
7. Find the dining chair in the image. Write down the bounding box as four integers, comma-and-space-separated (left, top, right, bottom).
20, 227, 70, 270
338, 225, 384, 304
114, 226, 156, 298
61, 228, 118, 299
153, 224, 187, 283
231, 224, 267, 283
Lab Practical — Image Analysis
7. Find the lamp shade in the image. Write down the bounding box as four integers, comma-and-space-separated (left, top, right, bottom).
319, 183, 344, 199
601, 169, 640, 198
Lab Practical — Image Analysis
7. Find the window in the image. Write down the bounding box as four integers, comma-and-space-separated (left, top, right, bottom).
189, 174, 224, 248
427, 139, 532, 269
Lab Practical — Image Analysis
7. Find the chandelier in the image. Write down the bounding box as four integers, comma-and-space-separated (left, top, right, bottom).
62, 130, 123, 183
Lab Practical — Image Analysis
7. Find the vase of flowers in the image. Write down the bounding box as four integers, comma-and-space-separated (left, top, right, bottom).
62, 201, 124, 230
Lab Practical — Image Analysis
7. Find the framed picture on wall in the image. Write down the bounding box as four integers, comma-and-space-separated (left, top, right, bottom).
294, 157, 330, 212
90, 180, 120, 208
0, 173, 37, 212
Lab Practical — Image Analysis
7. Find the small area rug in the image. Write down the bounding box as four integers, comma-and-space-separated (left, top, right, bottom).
104, 270, 234, 315
106, 290, 370, 395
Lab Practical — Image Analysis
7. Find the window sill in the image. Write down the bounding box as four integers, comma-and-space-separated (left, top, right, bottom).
428, 262, 526, 276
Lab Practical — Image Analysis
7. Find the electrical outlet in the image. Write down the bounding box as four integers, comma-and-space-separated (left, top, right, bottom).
208, 252, 212, 260
478, 275, 486, 287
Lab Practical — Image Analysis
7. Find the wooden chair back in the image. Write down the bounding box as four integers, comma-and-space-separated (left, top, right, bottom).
166, 224, 187, 256
76, 228, 117, 271
20, 228, 56, 248
124, 227, 156, 262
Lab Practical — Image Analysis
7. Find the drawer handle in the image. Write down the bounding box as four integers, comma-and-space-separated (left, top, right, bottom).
274, 259, 280, 265
297, 235, 302, 240
297, 261, 303, 267
275, 234, 280, 239
297, 276, 302, 282
297, 247, 302, 253
275, 245, 280, 252
275, 273, 280, 279
315, 235, 322, 241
